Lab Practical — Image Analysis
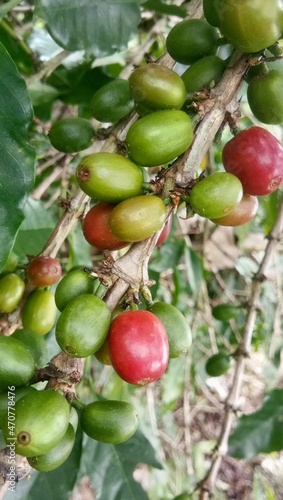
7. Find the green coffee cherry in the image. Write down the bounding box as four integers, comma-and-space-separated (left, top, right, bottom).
11, 328, 48, 368
205, 352, 231, 377
80, 400, 139, 444
0, 273, 25, 313
90, 79, 134, 123
55, 294, 111, 357
27, 423, 75, 472
149, 302, 192, 358
3, 389, 70, 457
55, 268, 98, 312
49, 117, 95, 153
0, 336, 35, 391
22, 290, 57, 335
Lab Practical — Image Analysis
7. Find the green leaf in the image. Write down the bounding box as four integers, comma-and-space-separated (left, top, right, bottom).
28, 82, 61, 107
142, 0, 186, 17
150, 239, 185, 273
35, 0, 141, 57
0, 42, 35, 271
261, 191, 282, 235
183, 246, 204, 297
13, 199, 56, 261
228, 389, 283, 459
235, 255, 259, 278
67, 223, 92, 270
161, 357, 187, 412
0, 0, 21, 20
0, 20, 35, 75
79, 430, 162, 499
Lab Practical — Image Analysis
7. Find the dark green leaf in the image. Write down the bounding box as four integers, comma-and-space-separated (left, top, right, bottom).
0, 20, 35, 75
142, 0, 186, 17
79, 430, 162, 499
67, 223, 92, 270
183, 246, 204, 296
148, 269, 160, 300
28, 82, 61, 106
150, 239, 185, 273
0, 42, 35, 271
35, 0, 141, 57
228, 389, 283, 459
13, 199, 56, 261
161, 357, 187, 412
172, 266, 187, 310
261, 191, 282, 235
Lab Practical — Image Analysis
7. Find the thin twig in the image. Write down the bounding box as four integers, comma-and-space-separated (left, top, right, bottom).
36, 152, 66, 175
26, 50, 70, 86
32, 166, 63, 200
198, 195, 283, 499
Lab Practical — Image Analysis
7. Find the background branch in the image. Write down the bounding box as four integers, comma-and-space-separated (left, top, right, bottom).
199, 195, 283, 499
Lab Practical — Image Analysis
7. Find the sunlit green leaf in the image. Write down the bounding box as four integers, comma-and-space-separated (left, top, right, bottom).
13, 199, 55, 261
150, 239, 185, 273
35, 0, 141, 57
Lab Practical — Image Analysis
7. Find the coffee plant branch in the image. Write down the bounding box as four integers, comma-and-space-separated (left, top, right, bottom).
0, 1, 264, 494
198, 194, 283, 499
0, 0, 205, 337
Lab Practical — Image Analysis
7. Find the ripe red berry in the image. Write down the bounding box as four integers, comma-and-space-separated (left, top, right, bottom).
222, 126, 283, 196
108, 310, 169, 385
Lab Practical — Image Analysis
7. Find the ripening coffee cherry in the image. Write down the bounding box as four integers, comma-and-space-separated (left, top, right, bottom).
189, 172, 243, 219
82, 202, 129, 251
76, 152, 143, 202
26, 256, 62, 287
210, 194, 259, 226
222, 126, 283, 196
129, 63, 186, 114
109, 195, 167, 242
